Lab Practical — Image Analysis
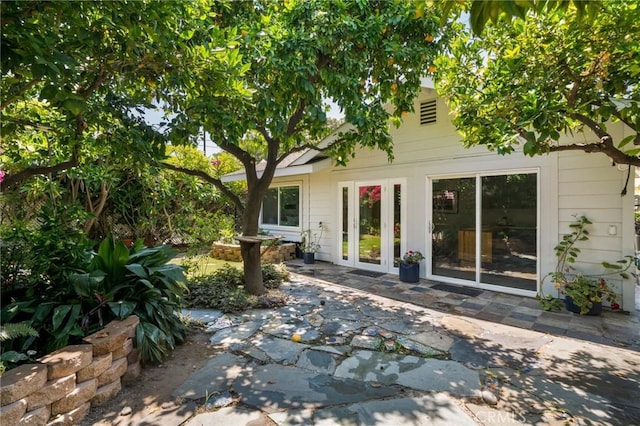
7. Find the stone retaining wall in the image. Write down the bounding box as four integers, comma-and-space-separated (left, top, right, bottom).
211, 242, 297, 263
0, 316, 141, 426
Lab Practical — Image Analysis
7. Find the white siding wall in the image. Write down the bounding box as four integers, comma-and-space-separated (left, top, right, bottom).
283, 88, 634, 310
556, 129, 635, 309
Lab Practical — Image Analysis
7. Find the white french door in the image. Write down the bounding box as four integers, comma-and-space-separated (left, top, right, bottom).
338, 179, 406, 273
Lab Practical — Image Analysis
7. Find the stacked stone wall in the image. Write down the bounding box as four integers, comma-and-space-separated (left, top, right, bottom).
0, 316, 141, 425
211, 242, 297, 263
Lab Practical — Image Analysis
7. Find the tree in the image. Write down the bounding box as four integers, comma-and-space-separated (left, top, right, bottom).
431, 0, 603, 35
435, 1, 640, 167
162, 0, 456, 295
0, 0, 244, 192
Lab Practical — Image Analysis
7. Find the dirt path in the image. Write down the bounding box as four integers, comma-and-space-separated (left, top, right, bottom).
81, 328, 218, 426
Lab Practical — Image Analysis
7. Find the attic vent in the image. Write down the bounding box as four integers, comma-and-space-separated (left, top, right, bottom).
420, 99, 437, 125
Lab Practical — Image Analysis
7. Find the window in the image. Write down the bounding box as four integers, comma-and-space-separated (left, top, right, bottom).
261, 185, 300, 227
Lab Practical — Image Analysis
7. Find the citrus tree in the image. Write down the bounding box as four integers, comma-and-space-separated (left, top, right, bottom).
0, 0, 246, 192
161, 0, 457, 294
435, 1, 640, 166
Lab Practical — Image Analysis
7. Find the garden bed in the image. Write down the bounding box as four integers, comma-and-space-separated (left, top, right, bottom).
210, 242, 297, 263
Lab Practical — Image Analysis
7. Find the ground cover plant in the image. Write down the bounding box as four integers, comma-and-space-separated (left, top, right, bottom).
183, 262, 290, 313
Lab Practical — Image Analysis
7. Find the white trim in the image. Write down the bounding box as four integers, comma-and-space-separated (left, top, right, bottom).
260, 181, 303, 232
221, 159, 332, 183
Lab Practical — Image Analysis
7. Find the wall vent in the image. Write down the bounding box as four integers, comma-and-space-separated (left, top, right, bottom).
420, 99, 437, 125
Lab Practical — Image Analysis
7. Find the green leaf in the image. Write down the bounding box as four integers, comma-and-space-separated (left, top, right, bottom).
125, 264, 149, 279
1, 351, 28, 363
61, 98, 85, 115
52, 305, 72, 331
108, 301, 137, 319
617, 135, 635, 148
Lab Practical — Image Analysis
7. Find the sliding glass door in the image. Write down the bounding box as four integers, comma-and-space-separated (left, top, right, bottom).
430, 172, 538, 294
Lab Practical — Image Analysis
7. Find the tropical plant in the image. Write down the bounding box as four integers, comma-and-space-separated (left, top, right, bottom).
75, 236, 190, 363
1, 236, 189, 365
0, 322, 38, 375
545, 215, 634, 314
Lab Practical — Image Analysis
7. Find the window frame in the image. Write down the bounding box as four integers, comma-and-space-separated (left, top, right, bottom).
260, 183, 302, 229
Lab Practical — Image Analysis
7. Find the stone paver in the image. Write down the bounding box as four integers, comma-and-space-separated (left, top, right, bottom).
172, 353, 248, 400
313, 394, 477, 426
185, 406, 266, 426
232, 364, 400, 413
167, 264, 640, 426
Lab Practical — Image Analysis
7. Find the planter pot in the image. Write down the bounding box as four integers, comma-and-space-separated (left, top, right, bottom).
303, 252, 315, 264
399, 263, 420, 283
565, 295, 602, 316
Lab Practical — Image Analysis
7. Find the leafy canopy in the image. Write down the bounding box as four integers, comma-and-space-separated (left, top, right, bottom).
435, 1, 640, 165
1, 0, 245, 190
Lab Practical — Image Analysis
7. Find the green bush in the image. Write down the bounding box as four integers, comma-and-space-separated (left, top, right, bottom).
1, 236, 189, 366
183, 263, 289, 313
262, 263, 290, 289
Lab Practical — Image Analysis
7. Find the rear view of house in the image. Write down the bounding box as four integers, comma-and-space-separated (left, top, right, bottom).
225, 84, 637, 313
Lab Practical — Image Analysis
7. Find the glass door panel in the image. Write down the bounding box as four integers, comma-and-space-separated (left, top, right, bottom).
358, 185, 382, 265
431, 178, 476, 281
341, 186, 349, 260
480, 174, 537, 291
393, 184, 402, 268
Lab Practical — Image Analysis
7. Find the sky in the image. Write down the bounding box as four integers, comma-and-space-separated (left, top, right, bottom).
142, 100, 344, 156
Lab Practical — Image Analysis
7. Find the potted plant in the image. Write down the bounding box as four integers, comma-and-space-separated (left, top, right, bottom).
398, 250, 424, 283
300, 224, 324, 264
544, 215, 633, 315
561, 275, 617, 315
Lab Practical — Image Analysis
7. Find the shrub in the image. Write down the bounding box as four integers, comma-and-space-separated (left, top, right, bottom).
1, 236, 189, 366
262, 263, 290, 289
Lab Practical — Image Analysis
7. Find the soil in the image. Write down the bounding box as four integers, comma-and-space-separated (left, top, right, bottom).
81, 327, 220, 426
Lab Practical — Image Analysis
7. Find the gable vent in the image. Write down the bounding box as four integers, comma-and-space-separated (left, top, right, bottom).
420, 99, 437, 125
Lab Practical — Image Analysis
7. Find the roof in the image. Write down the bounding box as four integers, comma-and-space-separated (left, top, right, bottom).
221, 122, 354, 182
221, 78, 434, 182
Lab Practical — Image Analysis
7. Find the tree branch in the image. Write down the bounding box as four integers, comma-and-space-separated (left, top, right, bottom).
546, 139, 640, 166
1, 158, 79, 192
1, 78, 41, 110
160, 162, 244, 211
286, 99, 307, 137
2, 117, 63, 134
569, 112, 609, 139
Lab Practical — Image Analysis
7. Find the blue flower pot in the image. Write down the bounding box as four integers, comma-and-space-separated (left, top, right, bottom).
303, 252, 315, 264
399, 263, 420, 283
564, 295, 602, 316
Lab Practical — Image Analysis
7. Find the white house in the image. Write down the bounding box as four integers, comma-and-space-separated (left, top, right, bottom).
224, 85, 637, 312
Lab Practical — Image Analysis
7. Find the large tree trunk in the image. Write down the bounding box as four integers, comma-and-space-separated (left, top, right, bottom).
240, 239, 265, 295
240, 185, 267, 295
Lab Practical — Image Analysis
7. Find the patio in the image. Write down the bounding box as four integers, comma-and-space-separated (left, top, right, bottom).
285, 259, 640, 352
